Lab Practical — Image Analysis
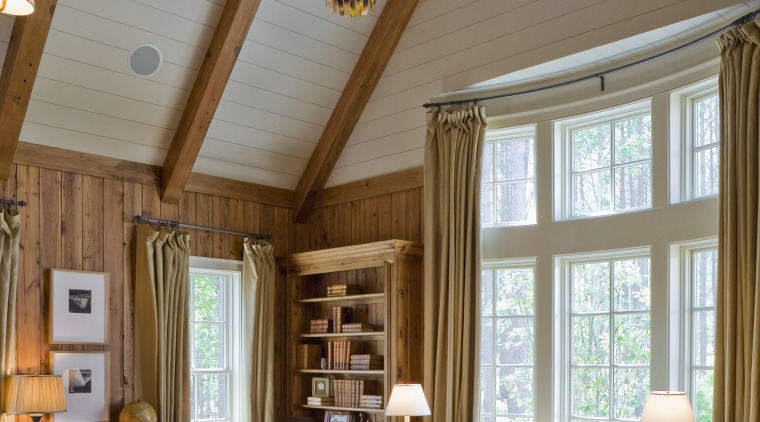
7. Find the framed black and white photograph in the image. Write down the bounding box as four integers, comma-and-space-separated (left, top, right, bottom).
312, 377, 330, 398
50, 269, 108, 344
51, 351, 109, 422
328, 414, 350, 422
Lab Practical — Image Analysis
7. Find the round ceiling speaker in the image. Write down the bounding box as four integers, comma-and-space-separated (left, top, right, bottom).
128, 43, 162, 78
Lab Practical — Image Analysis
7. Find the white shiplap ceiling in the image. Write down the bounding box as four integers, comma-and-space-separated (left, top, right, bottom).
0, 0, 755, 190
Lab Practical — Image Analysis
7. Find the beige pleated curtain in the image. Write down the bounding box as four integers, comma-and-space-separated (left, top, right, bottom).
242, 238, 276, 421
714, 17, 760, 422
423, 105, 486, 422
134, 224, 191, 422
0, 210, 20, 421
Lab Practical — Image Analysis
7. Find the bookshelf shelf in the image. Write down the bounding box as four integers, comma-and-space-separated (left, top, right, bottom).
300, 404, 385, 415
300, 332, 385, 339
299, 292, 385, 305
299, 369, 385, 376
285, 240, 423, 422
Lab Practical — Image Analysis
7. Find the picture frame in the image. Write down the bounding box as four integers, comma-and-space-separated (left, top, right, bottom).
312, 377, 330, 398
50, 269, 109, 344
50, 351, 110, 422
328, 415, 350, 422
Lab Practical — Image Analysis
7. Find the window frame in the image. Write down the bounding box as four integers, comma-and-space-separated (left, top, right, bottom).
669, 77, 719, 204
556, 247, 651, 422
671, 239, 718, 419
479, 259, 537, 421
481, 125, 537, 227
189, 257, 244, 422
554, 100, 652, 221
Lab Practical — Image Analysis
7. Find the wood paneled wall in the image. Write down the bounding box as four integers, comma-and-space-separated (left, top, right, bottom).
295, 186, 423, 253
4, 163, 291, 420
4, 147, 422, 420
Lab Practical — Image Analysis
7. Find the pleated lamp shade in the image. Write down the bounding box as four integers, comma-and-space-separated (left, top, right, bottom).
640, 391, 695, 422
0, 0, 35, 16
4, 375, 67, 416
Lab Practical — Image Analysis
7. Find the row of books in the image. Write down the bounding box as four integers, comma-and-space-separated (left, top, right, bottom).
350, 354, 383, 371
341, 322, 375, 333
359, 395, 383, 409
296, 344, 322, 369
327, 284, 363, 297
326, 341, 361, 370
307, 396, 334, 406
333, 306, 353, 333
333, 379, 376, 408
310, 319, 333, 334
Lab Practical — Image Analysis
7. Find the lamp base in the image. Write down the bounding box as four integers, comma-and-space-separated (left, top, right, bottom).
30, 413, 42, 422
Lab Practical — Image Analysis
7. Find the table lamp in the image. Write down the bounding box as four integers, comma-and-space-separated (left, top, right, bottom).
4, 374, 67, 422
640, 391, 695, 422
385, 383, 431, 422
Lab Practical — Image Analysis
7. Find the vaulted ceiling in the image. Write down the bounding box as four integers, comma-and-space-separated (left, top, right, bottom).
0, 0, 755, 216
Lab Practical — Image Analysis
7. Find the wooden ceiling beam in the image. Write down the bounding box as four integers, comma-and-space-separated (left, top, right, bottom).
160, 0, 261, 203
292, 0, 419, 223
0, 0, 58, 180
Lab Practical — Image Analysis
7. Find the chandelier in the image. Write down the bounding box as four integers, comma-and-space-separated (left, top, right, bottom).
0, 0, 34, 15
326, 0, 375, 17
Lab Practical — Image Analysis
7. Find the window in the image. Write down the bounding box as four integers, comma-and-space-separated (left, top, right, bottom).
687, 246, 717, 421
189, 260, 243, 422
670, 79, 719, 203
480, 262, 536, 421
691, 92, 720, 199
482, 127, 536, 226
563, 252, 650, 421
558, 104, 652, 218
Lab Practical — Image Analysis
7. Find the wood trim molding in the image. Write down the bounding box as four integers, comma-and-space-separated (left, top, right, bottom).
161, 0, 261, 203
0, 0, 58, 179
14, 142, 293, 207
313, 167, 423, 209
292, 0, 420, 223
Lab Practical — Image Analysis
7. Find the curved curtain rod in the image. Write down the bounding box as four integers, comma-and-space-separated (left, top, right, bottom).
133, 215, 272, 240
422, 8, 760, 109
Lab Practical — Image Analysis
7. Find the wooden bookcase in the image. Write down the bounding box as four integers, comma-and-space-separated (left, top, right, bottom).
284, 240, 424, 421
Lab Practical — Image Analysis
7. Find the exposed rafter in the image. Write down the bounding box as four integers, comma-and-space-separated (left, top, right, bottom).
161, 0, 261, 203
292, 0, 419, 223
0, 0, 58, 179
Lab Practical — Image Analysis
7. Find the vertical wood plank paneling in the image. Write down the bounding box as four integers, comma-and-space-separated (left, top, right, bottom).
122, 181, 142, 403
391, 191, 406, 240
227, 198, 244, 261
103, 179, 125, 420
211, 196, 228, 259
82, 175, 104, 272
377, 193, 393, 241
195, 193, 213, 258
179, 192, 197, 256
61, 172, 83, 270
16, 165, 42, 374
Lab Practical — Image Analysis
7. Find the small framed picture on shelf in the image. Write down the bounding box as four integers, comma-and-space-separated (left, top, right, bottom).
312, 377, 330, 397
49, 269, 109, 344
328, 415, 350, 422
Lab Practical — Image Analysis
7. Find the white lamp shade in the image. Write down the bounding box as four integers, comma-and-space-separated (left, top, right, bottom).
0, 0, 34, 16
385, 384, 431, 416
4, 375, 67, 414
640, 391, 695, 422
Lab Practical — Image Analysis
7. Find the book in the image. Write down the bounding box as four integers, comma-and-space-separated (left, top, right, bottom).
309, 319, 333, 334
341, 323, 375, 333
327, 284, 363, 297
332, 307, 354, 333
297, 344, 322, 369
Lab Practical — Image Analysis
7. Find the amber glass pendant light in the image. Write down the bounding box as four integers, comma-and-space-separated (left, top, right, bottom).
326, 0, 375, 17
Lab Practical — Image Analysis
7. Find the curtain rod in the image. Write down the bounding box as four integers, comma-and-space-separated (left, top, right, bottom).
422, 8, 760, 109
133, 215, 272, 240
0, 198, 27, 210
